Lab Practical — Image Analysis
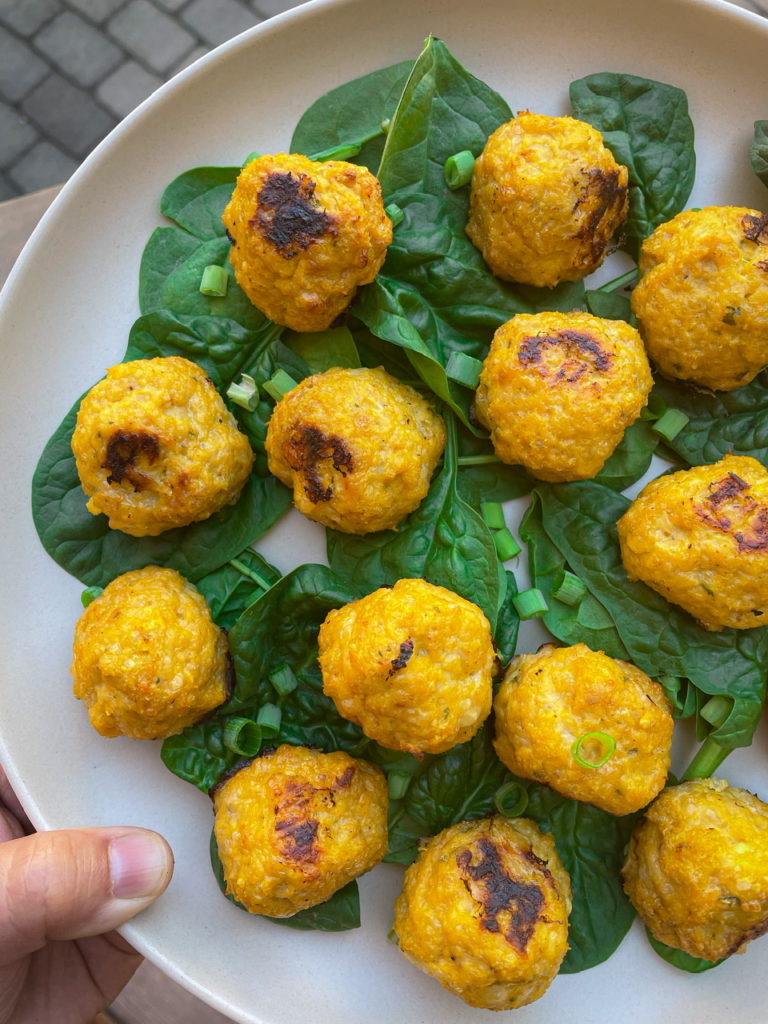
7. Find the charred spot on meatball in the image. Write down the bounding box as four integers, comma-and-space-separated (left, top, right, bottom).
388, 638, 414, 676
742, 212, 768, 243
252, 172, 338, 258
103, 429, 160, 488
574, 166, 627, 256
518, 329, 612, 383
283, 423, 354, 504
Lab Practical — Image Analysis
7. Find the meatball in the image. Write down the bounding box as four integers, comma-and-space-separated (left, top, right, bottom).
631, 206, 768, 390
393, 816, 571, 1010
318, 578, 494, 756
466, 112, 628, 288
222, 153, 392, 332
474, 311, 652, 482
72, 356, 254, 537
617, 454, 768, 631
622, 778, 768, 961
493, 643, 673, 816
265, 366, 445, 534
71, 566, 229, 740
212, 744, 388, 918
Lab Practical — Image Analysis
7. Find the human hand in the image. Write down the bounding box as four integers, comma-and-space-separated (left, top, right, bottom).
0, 766, 173, 1024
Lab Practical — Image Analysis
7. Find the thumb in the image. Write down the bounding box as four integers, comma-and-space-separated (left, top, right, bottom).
0, 826, 173, 964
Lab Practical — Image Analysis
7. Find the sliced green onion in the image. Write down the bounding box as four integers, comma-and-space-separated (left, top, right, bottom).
388, 771, 412, 800
572, 731, 616, 769
269, 664, 298, 697
494, 781, 529, 819
263, 369, 298, 403
444, 149, 475, 189
385, 202, 404, 227
80, 585, 103, 608
480, 501, 506, 530
512, 588, 549, 620
552, 570, 587, 607
699, 695, 732, 728
257, 703, 282, 737
445, 351, 483, 388
652, 408, 689, 441
199, 264, 229, 297
494, 527, 521, 562
223, 717, 262, 757
226, 373, 258, 411
380, 117, 391, 133
242, 151, 261, 167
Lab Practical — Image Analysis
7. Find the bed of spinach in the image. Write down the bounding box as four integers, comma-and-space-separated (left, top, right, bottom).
752, 120, 768, 188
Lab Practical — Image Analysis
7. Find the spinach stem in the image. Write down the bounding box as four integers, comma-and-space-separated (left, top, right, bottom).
597, 267, 639, 293
228, 558, 272, 591
681, 736, 730, 781
457, 454, 501, 466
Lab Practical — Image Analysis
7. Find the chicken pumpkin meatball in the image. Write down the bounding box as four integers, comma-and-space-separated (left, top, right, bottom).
265, 366, 445, 534
493, 644, 673, 816
212, 744, 388, 918
631, 206, 768, 390
466, 112, 628, 288
617, 454, 768, 631
393, 816, 571, 1010
318, 578, 494, 756
72, 356, 254, 537
474, 311, 652, 481
222, 153, 392, 331
71, 566, 229, 740
622, 778, 768, 961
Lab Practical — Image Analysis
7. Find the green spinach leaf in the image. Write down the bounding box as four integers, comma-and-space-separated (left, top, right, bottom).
751, 120, 768, 189
645, 929, 725, 973
195, 547, 282, 630
593, 419, 660, 492
159, 165, 239, 240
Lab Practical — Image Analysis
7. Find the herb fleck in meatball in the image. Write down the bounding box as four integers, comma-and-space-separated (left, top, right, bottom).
71, 566, 229, 740
222, 153, 392, 331
265, 366, 445, 534
493, 643, 673, 816
393, 816, 571, 1010
631, 206, 768, 390
622, 778, 768, 961
474, 311, 652, 482
318, 578, 494, 756
213, 744, 388, 918
71, 356, 254, 537
466, 112, 628, 288
617, 454, 768, 631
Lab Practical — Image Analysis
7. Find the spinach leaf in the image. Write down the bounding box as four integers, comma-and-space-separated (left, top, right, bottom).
527, 482, 768, 748
283, 326, 361, 373
195, 547, 282, 630
326, 417, 501, 630
291, 60, 414, 172
495, 571, 520, 667
751, 120, 768, 189
645, 929, 725, 973
354, 38, 585, 428
159, 165, 239, 240
455, 422, 533, 506
161, 719, 245, 793
652, 372, 768, 469
584, 287, 633, 322
593, 419, 660, 492
209, 830, 361, 931
569, 73, 695, 253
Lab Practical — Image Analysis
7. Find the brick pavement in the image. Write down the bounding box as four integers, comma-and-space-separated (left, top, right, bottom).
0, 0, 304, 198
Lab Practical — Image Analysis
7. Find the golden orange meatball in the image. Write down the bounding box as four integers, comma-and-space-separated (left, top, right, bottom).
474, 311, 652, 482
212, 744, 388, 918
466, 112, 628, 288
631, 206, 768, 390
318, 578, 494, 756
493, 643, 673, 816
622, 778, 768, 961
71, 566, 229, 740
617, 454, 768, 631
265, 366, 445, 534
393, 816, 571, 1010
71, 356, 253, 537
222, 153, 392, 331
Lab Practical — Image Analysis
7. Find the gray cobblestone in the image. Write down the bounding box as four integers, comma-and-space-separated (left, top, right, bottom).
22, 73, 116, 156
108, 0, 196, 73
7, 138, 79, 191
0, 26, 49, 102
169, 44, 209, 75
250, 0, 305, 18
97, 59, 162, 117
0, 103, 38, 168
0, 0, 62, 36
182, 0, 257, 47
36, 10, 123, 87
65, 0, 130, 21
152, 0, 189, 11
0, 171, 15, 201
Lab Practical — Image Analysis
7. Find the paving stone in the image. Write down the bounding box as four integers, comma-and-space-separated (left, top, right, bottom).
65, 0, 130, 22
0, 0, 62, 36
108, 0, 196, 73
169, 44, 209, 76
0, 102, 38, 168
22, 73, 116, 156
7, 138, 78, 191
0, 170, 18, 200
250, 0, 305, 17
0, 25, 49, 102
97, 59, 162, 117
182, 0, 257, 47
36, 11, 123, 87
152, 0, 189, 11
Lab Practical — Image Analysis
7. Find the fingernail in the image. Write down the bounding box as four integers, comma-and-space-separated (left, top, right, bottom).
109, 830, 172, 900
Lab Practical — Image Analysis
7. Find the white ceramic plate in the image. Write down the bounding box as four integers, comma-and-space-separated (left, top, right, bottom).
2, 0, 768, 1021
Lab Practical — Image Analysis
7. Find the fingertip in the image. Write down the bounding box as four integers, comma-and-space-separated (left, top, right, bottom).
107, 828, 174, 902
